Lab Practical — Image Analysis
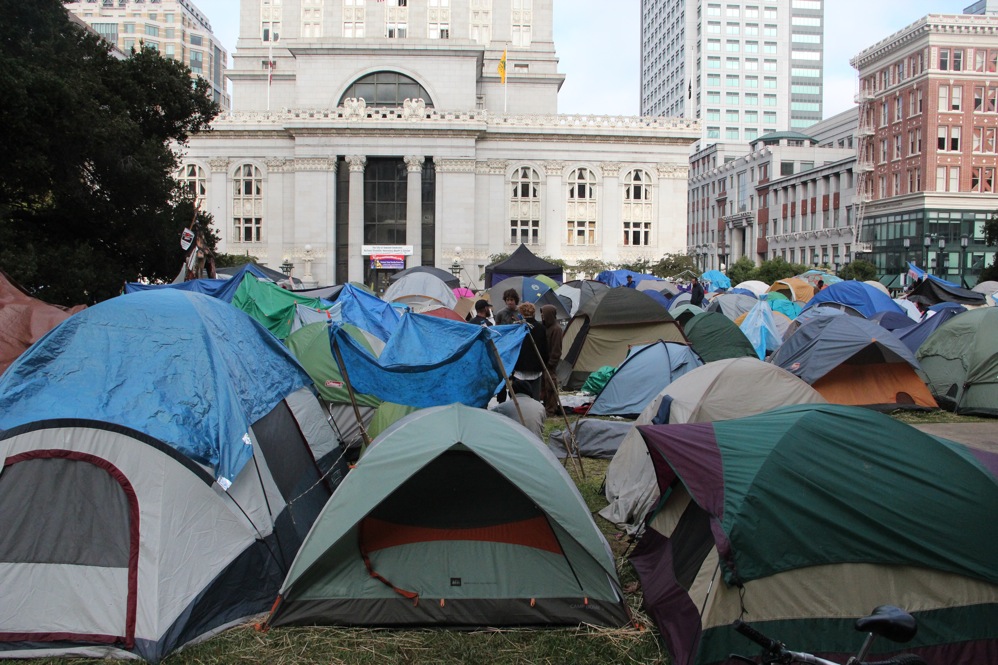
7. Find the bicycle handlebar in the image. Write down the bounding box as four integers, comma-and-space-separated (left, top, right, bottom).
733, 619, 784, 653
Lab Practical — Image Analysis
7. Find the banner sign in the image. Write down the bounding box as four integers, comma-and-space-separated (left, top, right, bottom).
362, 244, 413, 256
180, 228, 195, 250
371, 254, 405, 270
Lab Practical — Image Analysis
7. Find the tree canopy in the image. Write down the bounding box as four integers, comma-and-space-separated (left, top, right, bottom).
0, 0, 219, 305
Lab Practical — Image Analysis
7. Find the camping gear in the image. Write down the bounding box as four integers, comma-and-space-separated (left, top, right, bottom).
581, 365, 616, 395
600, 358, 825, 533
631, 404, 998, 665
771, 315, 936, 409
547, 419, 632, 459
587, 341, 703, 418
917, 307, 998, 416
0, 289, 344, 663
558, 288, 686, 390
683, 312, 756, 362
801, 280, 905, 319
908, 275, 987, 306
484, 245, 563, 287
734, 279, 769, 297
267, 404, 630, 628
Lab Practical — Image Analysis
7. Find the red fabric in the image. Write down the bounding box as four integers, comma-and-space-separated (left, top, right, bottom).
360, 515, 562, 555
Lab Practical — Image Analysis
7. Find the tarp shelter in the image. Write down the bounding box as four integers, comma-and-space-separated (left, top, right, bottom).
699, 270, 731, 292
595, 269, 661, 288
600, 358, 825, 533
0, 290, 343, 662
0, 269, 85, 376
484, 245, 563, 287
771, 314, 936, 409
559, 289, 686, 390
737, 300, 783, 359
216, 261, 302, 289
389, 265, 459, 289
896, 305, 966, 354
917, 307, 998, 416
587, 341, 703, 417
328, 314, 527, 408
268, 404, 630, 628
794, 269, 842, 288
801, 280, 904, 319
683, 312, 756, 362
383, 272, 458, 312
909, 275, 988, 306
705, 292, 757, 321
768, 277, 815, 302
631, 404, 998, 665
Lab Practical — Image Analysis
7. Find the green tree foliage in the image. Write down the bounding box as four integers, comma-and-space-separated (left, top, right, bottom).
980, 211, 998, 282
617, 257, 653, 274
839, 259, 877, 282
725, 256, 757, 286
754, 257, 807, 285
0, 0, 219, 305
573, 258, 612, 278
651, 253, 698, 278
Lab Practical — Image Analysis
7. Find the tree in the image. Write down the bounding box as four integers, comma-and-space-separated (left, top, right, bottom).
572, 258, 612, 279
839, 259, 877, 282
725, 256, 757, 286
651, 253, 698, 278
618, 257, 653, 274
0, 0, 219, 305
980, 212, 998, 283
754, 257, 806, 285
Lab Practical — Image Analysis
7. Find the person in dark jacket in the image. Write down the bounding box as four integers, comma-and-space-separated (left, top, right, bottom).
494, 288, 520, 325
512, 302, 547, 400
469, 299, 493, 326
540, 304, 564, 416
690, 278, 705, 307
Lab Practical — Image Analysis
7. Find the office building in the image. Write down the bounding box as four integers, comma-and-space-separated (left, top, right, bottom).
641, 0, 824, 147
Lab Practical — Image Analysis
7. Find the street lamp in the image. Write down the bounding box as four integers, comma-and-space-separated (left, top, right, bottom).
937, 236, 946, 277
960, 234, 969, 287
813, 252, 820, 267
902, 237, 911, 286
923, 234, 932, 273
449, 245, 462, 285
280, 258, 293, 276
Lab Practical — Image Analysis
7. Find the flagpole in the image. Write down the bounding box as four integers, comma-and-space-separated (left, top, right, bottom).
267, 37, 272, 112
503, 44, 508, 113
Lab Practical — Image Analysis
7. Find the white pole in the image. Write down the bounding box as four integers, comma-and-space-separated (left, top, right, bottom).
267, 36, 274, 112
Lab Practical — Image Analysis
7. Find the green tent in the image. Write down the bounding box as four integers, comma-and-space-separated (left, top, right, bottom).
632, 404, 998, 665
285, 322, 383, 408
917, 307, 998, 416
268, 403, 629, 628
232, 276, 329, 339
683, 311, 756, 362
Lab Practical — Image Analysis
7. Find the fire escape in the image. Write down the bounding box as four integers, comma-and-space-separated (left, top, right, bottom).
852, 82, 876, 256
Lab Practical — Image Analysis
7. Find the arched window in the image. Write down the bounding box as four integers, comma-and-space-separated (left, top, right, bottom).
232, 164, 263, 243
623, 169, 652, 246
177, 163, 206, 211
339, 71, 434, 107
566, 168, 597, 245
509, 166, 540, 245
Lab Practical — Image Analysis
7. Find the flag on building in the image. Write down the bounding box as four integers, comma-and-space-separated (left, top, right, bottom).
498, 48, 507, 84
268, 60, 275, 87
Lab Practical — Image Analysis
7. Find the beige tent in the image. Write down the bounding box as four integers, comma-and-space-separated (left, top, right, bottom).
768, 277, 815, 302
599, 357, 826, 533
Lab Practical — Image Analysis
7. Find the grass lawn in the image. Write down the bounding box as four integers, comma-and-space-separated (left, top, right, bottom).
14, 407, 987, 665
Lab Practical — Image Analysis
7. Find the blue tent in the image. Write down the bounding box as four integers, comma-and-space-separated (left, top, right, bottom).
0, 290, 312, 485
801, 280, 904, 318
700, 270, 731, 291
588, 341, 703, 418
739, 300, 783, 359
124, 264, 279, 303
327, 282, 400, 342
329, 314, 527, 408
897, 306, 967, 354
595, 269, 661, 288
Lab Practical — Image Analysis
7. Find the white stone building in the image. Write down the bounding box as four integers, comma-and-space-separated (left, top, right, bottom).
180, 0, 699, 289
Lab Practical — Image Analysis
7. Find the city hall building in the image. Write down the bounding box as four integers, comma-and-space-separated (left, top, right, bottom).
180, 0, 699, 289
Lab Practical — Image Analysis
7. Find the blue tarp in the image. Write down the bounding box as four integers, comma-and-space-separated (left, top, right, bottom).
700, 270, 731, 291
801, 280, 904, 318
328, 314, 528, 408
595, 269, 662, 288
588, 341, 702, 417
740, 300, 783, 359
897, 306, 967, 354
327, 283, 400, 342
0, 290, 311, 486
124, 264, 279, 303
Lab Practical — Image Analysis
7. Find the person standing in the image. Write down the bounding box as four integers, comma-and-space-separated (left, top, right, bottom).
539, 304, 564, 416
494, 288, 520, 325
511, 302, 547, 400
490, 379, 546, 439
625, 275, 636, 288
469, 299, 493, 326
690, 278, 706, 307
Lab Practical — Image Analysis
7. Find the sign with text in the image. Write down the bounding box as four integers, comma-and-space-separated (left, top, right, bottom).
370, 254, 405, 270
362, 244, 413, 256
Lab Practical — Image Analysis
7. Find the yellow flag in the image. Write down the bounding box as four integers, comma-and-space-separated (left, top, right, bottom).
498, 48, 507, 84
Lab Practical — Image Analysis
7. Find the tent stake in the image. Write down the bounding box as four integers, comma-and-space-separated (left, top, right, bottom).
331, 332, 373, 453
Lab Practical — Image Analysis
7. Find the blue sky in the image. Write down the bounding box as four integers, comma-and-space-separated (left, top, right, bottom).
195, 0, 975, 118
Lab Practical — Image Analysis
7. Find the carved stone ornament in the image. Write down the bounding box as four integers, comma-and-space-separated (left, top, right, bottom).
208, 158, 229, 173
402, 98, 427, 119
436, 159, 476, 173
657, 163, 689, 178
266, 158, 289, 172
600, 162, 621, 177
544, 161, 565, 176
293, 158, 331, 172
342, 97, 367, 119
346, 155, 367, 172
404, 155, 425, 172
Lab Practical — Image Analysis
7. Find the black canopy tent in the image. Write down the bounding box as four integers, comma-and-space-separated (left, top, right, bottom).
484, 245, 563, 288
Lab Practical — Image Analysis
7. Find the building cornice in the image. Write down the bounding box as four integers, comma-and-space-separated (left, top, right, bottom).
851, 14, 998, 70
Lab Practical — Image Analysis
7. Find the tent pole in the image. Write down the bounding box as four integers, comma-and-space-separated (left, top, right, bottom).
331, 333, 373, 453
523, 329, 585, 478
486, 339, 527, 428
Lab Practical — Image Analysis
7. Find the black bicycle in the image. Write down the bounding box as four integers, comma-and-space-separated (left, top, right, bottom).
728, 605, 928, 665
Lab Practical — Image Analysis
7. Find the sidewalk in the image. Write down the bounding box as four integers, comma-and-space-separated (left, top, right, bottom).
912, 423, 997, 453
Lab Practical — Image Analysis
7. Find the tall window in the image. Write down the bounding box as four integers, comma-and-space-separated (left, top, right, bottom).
509, 167, 540, 245
343, 0, 364, 38
512, 0, 531, 47
233, 164, 263, 243
177, 164, 206, 210
428, 0, 450, 38
302, 0, 323, 39
470, 0, 492, 44
386, 3, 408, 38
261, 0, 281, 42
622, 170, 652, 246
566, 168, 597, 245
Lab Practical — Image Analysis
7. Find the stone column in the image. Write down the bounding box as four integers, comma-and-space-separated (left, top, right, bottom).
600, 162, 621, 262
404, 155, 424, 268
346, 155, 366, 283
208, 158, 229, 249
544, 161, 565, 254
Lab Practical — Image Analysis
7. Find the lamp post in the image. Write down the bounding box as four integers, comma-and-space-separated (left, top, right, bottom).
937, 236, 946, 278
923, 234, 932, 274
449, 245, 462, 286
813, 252, 820, 268
280, 258, 293, 276
960, 234, 969, 287
902, 237, 910, 288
